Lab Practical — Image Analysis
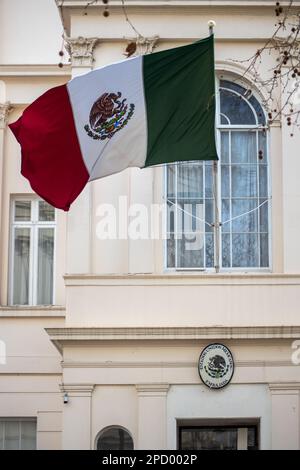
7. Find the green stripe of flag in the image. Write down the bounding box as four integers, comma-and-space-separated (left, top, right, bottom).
143, 35, 218, 167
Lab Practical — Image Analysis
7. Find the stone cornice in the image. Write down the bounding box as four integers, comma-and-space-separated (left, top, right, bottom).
0, 102, 13, 129
65, 36, 99, 67
46, 326, 300, 354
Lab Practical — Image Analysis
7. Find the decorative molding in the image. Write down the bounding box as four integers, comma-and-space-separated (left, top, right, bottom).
59, 383, 95, 397
65, 36, 99, 68
137, 35, 159, 54
125, 35, 160, 56
269, 383, 300, 393
46, 326, 300, 354
0, 102, 13, 129
136, 383, 170, 397
62, 360, 296, 369
269, 120, 281, 128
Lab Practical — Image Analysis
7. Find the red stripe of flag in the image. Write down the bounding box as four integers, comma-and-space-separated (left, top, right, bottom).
9, 84, 89, 211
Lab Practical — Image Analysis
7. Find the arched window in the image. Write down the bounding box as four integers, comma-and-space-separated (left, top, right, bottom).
96, 426, 134, 450
166, 77, 269, 270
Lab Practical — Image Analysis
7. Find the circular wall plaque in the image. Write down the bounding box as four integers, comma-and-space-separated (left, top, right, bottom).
198, 343, 234, 389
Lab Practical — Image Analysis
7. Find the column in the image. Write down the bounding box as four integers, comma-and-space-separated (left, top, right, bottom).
64, 37, 99, 274
269, 383, 300, 450
281, 66, 300, 272
269, 120, 284, 272
0, 101, 13, 305
60, 384, 95, 450
136, 384, 169, 450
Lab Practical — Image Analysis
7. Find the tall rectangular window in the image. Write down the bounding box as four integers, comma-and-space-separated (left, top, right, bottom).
10, 199, 55, 305
0, 419, 36, 450
166, 78, 270, 270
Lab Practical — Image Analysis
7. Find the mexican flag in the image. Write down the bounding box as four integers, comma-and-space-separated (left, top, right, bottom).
9, 35, 218, 211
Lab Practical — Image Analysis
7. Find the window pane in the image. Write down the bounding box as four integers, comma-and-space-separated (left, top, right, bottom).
14, 201, 31, 221
176, 235, 204, 268
221, 132, 229, 163
38, 200, 55, 221
177, 164, 203, 198
206, 234, 214, 267
20, 421, 36, 450
220, 79, 247, 96
221, 200, 230, 232
221, 114, 229, 125
259, 199, 269, 233
180, 428, 237, 450
232, 199, 258, 233
13, 228, 30, 305
97, 428, 133, 450
260, 233, 269, 267
259, 165, 268, 198
258, 131, 267, 163
167, 201, 175, 233
231, 132, 257, 164
177, 201, 204, 234
222, 233, 231, 267
249, 95, 266, 125
221, 166, 230, 198
232, 233, 258, 267
37, 228, 54, 305
231, 165, 258, 198
220, 89, 256, 125
205, 199, 214, 233
167, 165, 176, 198
205, 164, 213, 197
167, 235, 175, 268
4, 421, 19, 450
0, 422, 3, 450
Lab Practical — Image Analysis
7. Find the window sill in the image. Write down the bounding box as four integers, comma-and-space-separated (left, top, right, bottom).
0, 305, 66, 318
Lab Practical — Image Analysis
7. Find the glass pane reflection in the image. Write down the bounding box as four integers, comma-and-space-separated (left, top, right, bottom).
180, 428, 237, 450
97, 427, 134, 450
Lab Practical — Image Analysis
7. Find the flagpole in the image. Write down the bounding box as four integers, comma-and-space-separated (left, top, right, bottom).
208, 20, 220, 273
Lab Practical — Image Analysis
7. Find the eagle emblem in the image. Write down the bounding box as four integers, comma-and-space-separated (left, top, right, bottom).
204, 355, 229, 379
84, 91, 135, 140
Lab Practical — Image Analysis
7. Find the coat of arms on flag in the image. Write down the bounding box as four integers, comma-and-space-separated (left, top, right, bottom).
84, 91, 135, 141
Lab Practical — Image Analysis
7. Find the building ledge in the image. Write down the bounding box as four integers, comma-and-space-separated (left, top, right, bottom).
63, 273, 300, 287
46, 325, 300, 353
0, 306, 66, 318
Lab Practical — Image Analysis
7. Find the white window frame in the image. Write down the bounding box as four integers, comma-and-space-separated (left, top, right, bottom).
164, 75, 272, 272
9, 197, 56, 306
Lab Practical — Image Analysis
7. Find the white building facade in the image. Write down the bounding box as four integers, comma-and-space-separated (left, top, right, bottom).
0, 0, 300, 450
